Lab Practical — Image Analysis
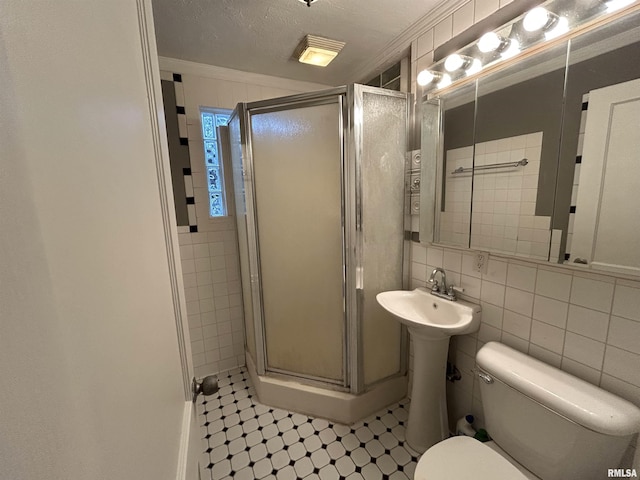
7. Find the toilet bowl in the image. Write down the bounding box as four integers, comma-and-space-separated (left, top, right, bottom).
415, 436, 532, 479
415, 342, 640, 480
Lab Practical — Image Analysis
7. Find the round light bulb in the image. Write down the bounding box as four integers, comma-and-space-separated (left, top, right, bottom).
607, 0, 635, 12
437, 74, 452, 89
478, 32, 502, 53
545, 17, 569, 40
523, 7, 550, 32
466, 59, 482, 76
417, 70, 435, 86
444, 54, 465, 72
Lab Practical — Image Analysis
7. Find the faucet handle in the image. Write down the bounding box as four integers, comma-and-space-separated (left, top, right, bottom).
427, 278, 439, 292
448, 285, 465, 296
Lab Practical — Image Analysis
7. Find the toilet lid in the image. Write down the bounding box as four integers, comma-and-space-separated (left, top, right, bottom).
415, 436, 529, 480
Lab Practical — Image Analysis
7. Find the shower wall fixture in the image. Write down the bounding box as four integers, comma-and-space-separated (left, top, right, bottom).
228, 85, 410, 398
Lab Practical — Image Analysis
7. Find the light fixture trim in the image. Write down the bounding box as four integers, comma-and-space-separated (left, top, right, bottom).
294, 34, 345, 67
465, 59, 483, 76
545, 16, 569, 40
437, 74, 452, 89
501, 38, 521, 59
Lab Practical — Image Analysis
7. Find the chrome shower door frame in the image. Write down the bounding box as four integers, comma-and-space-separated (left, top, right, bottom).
241, 88, 351, 388
228, 104, 266, 375
347, 85, 411, 393
234, 85, 411, 394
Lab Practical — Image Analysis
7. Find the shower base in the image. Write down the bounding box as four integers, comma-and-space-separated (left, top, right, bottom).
245, 353, 407, 425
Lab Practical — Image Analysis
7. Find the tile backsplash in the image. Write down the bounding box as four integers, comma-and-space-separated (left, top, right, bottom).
409, 242, 640, 436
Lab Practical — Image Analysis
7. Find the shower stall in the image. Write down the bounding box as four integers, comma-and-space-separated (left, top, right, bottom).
228, 85, 411, 422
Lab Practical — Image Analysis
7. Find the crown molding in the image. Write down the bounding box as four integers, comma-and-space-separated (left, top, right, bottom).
159, 56, 331, 91
345, 0, 470, 83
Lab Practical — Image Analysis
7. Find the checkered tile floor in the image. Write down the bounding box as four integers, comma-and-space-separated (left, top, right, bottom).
198, 368, 421, 480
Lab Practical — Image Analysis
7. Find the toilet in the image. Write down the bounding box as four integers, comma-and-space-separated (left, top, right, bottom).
415, 341, 640, 480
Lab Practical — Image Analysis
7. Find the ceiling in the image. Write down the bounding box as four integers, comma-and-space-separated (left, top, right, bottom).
152, 0, 444, 86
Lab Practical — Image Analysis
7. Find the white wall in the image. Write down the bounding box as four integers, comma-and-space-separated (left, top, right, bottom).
0, 2, 186, 479
159, 57, 330, 378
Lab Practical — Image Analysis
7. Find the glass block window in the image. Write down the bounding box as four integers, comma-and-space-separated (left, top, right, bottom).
200, 109, 231, 217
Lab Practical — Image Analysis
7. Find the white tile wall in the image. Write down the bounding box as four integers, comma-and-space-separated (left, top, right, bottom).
473, 134, 550, 258
416, 29, 434, 59
434, 16, 453, 48
439, 133, 552, 260
474, 0, 500, 22
439, 146, 472, 247
178, 224, 244, 378
452, 2, 475, 38
164, 64, 319, 378
409, 243, 640, 440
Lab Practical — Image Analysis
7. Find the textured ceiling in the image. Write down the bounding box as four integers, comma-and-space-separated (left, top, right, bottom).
152, 0, 443, 86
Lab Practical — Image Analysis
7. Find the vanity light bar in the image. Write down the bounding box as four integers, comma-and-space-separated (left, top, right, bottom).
418, 0, 640, 93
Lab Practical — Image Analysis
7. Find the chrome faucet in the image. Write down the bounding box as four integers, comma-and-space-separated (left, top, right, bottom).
427, 267, 457, 301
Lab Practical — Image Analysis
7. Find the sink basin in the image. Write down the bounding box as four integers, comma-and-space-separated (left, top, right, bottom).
376, 287, 481, 453
376, 287, 481, 339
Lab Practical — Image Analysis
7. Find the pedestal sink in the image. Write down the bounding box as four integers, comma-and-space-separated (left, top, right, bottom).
376, 287, 481, 453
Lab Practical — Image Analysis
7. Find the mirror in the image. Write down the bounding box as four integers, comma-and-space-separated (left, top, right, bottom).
422, 7, 640, 276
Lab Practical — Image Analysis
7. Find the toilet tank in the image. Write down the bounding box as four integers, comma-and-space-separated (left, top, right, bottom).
476, 342, 640, 480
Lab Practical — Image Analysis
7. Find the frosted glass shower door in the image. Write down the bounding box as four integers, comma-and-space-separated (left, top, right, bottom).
358, 88, 406, 386
250, 101, 345, 383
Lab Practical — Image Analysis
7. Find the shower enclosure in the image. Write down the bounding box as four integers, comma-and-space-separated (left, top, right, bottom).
228, 85, 410, 416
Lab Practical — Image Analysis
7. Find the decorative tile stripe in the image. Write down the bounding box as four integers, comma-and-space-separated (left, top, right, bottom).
566, 93, 589, 262
165, 71, 198, 231
199, 368, 421, 480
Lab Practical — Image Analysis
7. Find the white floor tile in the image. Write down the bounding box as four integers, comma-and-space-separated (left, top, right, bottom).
199, 368, 420, 480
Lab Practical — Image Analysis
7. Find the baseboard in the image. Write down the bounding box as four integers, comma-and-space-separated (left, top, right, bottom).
176, 401, 196, 480
246, 353, 407, 425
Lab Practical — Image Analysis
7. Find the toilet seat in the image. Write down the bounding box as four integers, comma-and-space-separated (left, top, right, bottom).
415, 436, 530, 479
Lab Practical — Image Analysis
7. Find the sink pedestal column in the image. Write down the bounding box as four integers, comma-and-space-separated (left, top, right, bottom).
405, 330, 450, 453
